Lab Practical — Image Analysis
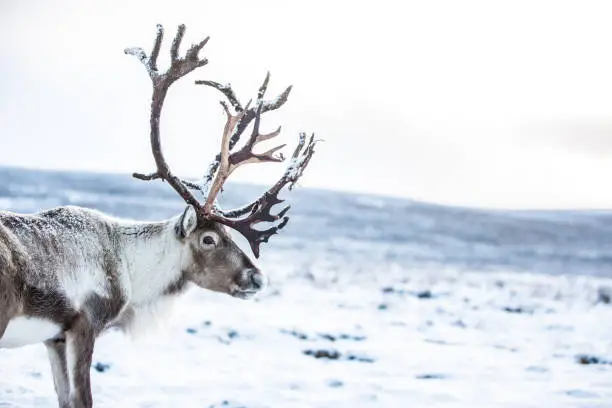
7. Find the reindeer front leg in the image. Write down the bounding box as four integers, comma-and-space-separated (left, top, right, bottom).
64, 314, 96, 408
45, 338, 70, 408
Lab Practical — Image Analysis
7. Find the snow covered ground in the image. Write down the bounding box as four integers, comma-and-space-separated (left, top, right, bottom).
0, 166, 611, 407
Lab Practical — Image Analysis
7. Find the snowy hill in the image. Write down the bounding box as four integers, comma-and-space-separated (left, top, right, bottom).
0, 166, 611, 407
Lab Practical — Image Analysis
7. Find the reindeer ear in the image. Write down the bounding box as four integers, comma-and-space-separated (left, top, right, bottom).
177, 205, 198, 238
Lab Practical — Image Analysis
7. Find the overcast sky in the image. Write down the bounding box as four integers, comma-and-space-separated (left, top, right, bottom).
3, 0, 612, 209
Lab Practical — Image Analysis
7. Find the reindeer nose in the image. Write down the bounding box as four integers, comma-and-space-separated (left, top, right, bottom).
248, 269, 267, 290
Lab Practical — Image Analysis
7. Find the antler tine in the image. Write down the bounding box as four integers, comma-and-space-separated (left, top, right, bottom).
233, 73, 292, 148
232, 102, 286, 164
170, 25, 185, 63
257, 71, 271, 101
149, 25, 164, 72
196, 73, 292, 192
195, 80, 243, 113
206, 131, 318, 258
286, 132, 317, 190
126, 24, 211, 209
202, 101, 248, 212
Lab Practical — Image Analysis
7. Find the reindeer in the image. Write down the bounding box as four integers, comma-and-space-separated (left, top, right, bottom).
0, 24, 316, 408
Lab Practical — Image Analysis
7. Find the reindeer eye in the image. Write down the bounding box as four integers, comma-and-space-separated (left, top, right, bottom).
201, 233, 218, 249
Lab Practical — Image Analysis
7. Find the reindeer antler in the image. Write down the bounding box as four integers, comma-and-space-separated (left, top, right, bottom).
126, 24, 317, 258
195, 72, 317, 257
126, 24, 209, 209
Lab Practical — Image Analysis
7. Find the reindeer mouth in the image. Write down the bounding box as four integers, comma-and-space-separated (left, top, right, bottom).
230, 269, 266, 299
231, 289, 259, 300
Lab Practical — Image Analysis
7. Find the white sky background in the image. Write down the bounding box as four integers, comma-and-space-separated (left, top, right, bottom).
2, 0, 612, 209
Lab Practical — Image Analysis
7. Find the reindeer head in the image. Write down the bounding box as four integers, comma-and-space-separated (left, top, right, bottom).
126, 24, 317, 299
174, 205, 265, 299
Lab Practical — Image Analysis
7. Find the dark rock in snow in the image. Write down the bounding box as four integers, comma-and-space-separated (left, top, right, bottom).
327, 379, 344, 388
452, 319, 467, 329
575, 354, 612, 365
215, 329, 241, 344
597, 286, 611, 304
338, 333, 366, 341
502, 306, 532, 314
303, 348, 374, 363
318, 332, 367, 342
280, 328, 309, 340
29, 371, 42, 378
185, 327, 197, 334
304, 349, 341, 360
346, 353, 374, 363
319, 333, 336, 342
493, 344, 518, 352
93, 362, 110, 373
415, 290, 433, 299
282, 329, 366, 343
415, 373, 449, 380
380, 286, 438, 299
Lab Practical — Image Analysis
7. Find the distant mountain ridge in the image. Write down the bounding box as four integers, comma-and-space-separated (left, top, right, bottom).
1, 165, 611, 277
